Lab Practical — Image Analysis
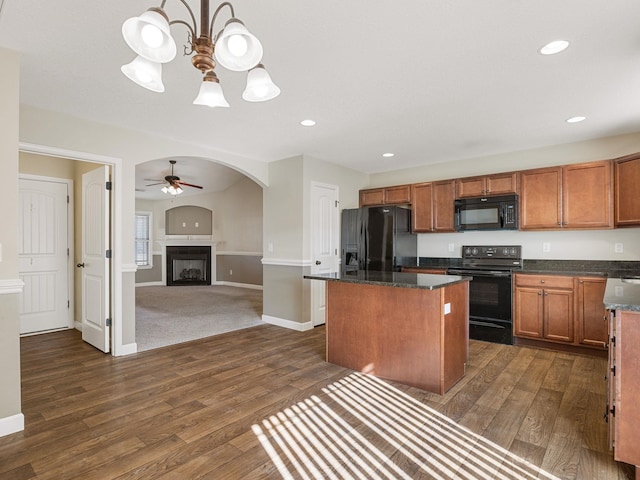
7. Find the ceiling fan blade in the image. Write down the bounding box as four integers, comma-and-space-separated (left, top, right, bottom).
177, 181, 203, 189
144, 178, 164, 182
146, 182, 166, 186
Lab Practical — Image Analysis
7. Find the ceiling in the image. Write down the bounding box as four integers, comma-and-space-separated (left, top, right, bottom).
2, 0, 640, 199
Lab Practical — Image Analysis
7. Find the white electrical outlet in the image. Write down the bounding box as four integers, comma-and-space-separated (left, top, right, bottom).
543, 242, 551, 253
268, 242, 274, 252
615, 243, 624, 253
229, 269, 233, 276
448, 243, 455, 252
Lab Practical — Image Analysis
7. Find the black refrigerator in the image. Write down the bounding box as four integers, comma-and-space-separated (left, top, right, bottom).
341, 206, 417, 273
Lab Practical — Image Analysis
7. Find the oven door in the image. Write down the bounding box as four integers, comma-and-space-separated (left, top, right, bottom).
448, 268, 513, 344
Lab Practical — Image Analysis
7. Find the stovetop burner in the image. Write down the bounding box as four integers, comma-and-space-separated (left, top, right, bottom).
460, 245, 522, 270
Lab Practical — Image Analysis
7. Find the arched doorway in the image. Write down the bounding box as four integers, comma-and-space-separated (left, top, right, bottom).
134, 156, 264, 351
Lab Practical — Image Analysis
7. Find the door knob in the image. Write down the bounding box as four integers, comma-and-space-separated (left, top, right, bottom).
315, 260, 321, 265
76, 262, 85, 268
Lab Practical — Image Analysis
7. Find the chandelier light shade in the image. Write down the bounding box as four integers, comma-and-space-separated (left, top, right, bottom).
193, 72, 230, 107
242, 64, 281, 102
122, 8, 177, 63
120, 1, 280, 107
214, 19, 263, 71
121, 56, 165, 92
161, 185, 184, 195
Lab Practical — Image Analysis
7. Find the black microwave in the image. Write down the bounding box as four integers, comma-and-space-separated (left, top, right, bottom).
454, 194, 518, 231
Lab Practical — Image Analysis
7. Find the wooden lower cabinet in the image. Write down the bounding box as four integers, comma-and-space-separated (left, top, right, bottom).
576, 277, 608, 348
514, 274, 607, 351
401, 267, 447, 274
608, 310, 640, 474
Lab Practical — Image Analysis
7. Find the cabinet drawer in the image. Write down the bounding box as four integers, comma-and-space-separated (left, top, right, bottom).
514, 274, 574, 289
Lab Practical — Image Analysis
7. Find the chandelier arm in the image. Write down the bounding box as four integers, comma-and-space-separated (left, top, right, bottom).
209, 1, 234, 39
167, 0, 198, 38
169, 19, 196, 41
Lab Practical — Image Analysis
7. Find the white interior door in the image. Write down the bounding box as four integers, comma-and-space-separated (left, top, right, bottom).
81, 166, 111, 352
310, 182, 339, 327
18, 178, 71, 334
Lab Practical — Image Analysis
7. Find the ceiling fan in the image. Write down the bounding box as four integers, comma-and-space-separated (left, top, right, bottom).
145, 160, 203, 195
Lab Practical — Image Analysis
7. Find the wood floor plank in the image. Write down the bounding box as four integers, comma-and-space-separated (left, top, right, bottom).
0, 326, 632, 480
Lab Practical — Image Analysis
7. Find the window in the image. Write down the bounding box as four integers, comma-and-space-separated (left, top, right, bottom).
135, 212, 152, 267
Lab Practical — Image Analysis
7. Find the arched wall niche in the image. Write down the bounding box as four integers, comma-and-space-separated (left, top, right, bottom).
165, 206, 212, 235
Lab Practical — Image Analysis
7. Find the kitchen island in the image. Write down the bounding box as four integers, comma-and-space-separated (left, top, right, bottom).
603, 277, 640, 477
304, 270, 471, 394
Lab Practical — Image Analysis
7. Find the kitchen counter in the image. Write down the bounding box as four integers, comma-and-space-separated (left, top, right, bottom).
307, 271, 470, 394
409, 258, 640, 278
304, 270, 470, 290
603, 278, 640, 312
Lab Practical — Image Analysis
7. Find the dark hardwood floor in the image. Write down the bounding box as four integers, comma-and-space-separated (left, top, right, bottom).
0, 325, 633, 479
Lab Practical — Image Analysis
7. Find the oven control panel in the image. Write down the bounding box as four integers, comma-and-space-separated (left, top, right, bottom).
462, 245, 522, 260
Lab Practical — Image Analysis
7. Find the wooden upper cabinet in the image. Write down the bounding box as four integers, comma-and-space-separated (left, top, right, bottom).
359, 188, 385, 207
433, 180, 456, 232
411, 180, 456, 233
456, 172, 518, 198
563, 160, 613, 229
520, 161, 613, 230
519, 167, 563, 229
614, 153, 640, 226
359, 185, 411, 207
411, 182, 433, 232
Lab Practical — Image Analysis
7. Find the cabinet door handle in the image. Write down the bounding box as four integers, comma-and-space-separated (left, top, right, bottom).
540, 279, 545, 283
537, 291, 542, 296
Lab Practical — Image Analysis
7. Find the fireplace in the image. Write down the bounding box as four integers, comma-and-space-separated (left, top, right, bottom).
166, 246, 211, 286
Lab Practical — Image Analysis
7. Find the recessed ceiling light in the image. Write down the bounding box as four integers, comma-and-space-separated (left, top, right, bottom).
382, 153, 395, 158
539, 40, 570, 55
566, 116, 586, 123
300, 119, 316, 127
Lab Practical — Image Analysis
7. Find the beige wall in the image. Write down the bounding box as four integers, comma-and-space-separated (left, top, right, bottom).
0, 47, 22, 433
262, 155, 368, 327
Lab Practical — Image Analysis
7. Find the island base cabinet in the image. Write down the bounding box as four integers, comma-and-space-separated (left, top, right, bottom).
325, 280, 469, 395
610, 310, 640, 472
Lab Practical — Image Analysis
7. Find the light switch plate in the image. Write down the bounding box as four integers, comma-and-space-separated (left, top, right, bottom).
444, 303, 451, 315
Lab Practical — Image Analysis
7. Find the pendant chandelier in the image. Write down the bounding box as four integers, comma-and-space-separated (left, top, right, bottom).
121, 1, 280, 107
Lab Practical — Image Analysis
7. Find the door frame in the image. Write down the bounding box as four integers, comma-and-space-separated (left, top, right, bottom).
18, 173, 75, 332
310, 181, 339, 327
19, 142, 126, 356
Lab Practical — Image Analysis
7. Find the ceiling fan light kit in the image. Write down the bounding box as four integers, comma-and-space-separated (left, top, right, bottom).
121, 1, 280, 107
146, 160, 204, 195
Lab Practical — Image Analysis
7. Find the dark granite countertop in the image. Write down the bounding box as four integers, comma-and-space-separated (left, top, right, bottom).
304, 270, 471, 290
406, 258, 640, 278
603, 278, 640, 312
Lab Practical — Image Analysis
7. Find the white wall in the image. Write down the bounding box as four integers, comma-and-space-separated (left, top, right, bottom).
417, 228, 640, 261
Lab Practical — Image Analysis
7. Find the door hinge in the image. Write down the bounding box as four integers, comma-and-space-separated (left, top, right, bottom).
106, 318, 112, 327
68, 300, 70, 309
67, 247, 70, 256
611, 335, 616, 346
106, 181, 112, 191
611, 365, 616, 376
67, 195, 70, 204
106, 249, 112, 259
335, 200, 339, 208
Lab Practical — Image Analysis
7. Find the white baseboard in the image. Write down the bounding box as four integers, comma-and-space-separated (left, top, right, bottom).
135, 281, 164, 287
215, 281, 263, 290
117, 342, 138, 356
262, 315, 313, 332
74, 321, 82, 331
0, 413, 24, 438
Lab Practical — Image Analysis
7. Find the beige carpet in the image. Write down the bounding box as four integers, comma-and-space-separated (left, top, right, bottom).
135, 285, 263, 352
